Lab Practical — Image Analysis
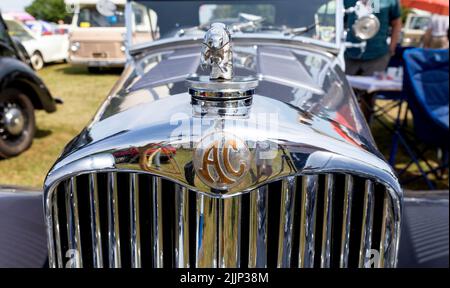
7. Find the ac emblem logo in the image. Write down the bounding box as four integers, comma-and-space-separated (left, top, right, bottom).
193, 132, 250, 190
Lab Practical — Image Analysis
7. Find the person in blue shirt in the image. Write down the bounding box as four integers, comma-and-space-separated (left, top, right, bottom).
344, 0, 402, 76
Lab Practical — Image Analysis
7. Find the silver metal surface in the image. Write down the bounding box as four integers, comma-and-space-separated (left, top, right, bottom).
298, 175, 319, 268
320, 174, 334, 268
45, 171, 402, 268
277, 176, 296, 268
65, 178, 82, 268
89, 173, 103, 268
196, 194, 218, 268
248, 186, 268, 268
187, 76, 258, 93
218, 197, 241, 268
52, 191, 63, 268
340, 175, 353, 268
201, 23, 233, 80
3, 107, 25, 136
152, 176, 164, 268
174, 184, 189, 268
130, 174, 141, 268
107, 172, 121, 268
359, 180, 375, 268
353, 15, 381, 41
379, 193, 397, 268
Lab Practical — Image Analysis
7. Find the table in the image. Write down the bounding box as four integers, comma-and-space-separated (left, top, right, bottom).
346, 75, 403, 94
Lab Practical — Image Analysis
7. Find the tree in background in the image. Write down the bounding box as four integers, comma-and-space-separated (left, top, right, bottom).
25, 0, 69, 23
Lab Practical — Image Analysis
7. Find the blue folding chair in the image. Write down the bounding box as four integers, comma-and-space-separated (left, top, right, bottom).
390, 48, 449, 189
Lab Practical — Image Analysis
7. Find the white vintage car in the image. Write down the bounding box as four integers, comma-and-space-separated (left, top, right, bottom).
3, 17, 69, 70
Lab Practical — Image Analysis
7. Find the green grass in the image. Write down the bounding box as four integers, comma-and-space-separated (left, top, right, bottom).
0, 64, 447, 190
0, 64, 120, 188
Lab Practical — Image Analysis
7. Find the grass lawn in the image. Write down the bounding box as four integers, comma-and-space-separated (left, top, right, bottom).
0, 63, 447, 190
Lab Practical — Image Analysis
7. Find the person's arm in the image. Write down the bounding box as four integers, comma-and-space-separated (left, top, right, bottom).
390, 18, 402, 55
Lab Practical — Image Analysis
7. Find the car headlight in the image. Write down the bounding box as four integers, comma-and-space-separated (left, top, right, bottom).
70, 42, 80, 52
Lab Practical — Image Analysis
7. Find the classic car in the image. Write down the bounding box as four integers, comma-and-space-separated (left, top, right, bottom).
0, 0, 447, 269
0, 13, 59, 158
65, 0, 155, 72
3, 17, 69, 70
401, 10, 431, 48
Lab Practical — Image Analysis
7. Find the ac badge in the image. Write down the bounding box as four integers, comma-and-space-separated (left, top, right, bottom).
193, 132, 251, 191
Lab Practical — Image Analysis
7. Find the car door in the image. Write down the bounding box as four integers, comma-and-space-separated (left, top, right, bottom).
38, 33, 68, 62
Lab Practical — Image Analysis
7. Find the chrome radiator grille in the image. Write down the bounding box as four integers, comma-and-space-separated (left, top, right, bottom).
46, 172, 399, 268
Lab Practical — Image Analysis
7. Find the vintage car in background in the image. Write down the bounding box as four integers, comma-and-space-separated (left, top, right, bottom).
3, 17, 69, 70
0, 13, 59, 158
25, 20, 71, 37
401, 10, 431, 47
0, 0, 447, 268
65, 0, 155, 72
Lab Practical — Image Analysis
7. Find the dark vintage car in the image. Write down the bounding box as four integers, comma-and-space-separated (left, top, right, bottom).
0, 0, 447, 268
0, 13, 59, 158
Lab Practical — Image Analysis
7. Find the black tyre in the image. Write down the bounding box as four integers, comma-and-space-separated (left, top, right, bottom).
0, 89, 36, 158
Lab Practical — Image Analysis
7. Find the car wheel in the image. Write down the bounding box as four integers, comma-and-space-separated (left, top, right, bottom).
31, 52, 44, 70
0, 89, 36, 158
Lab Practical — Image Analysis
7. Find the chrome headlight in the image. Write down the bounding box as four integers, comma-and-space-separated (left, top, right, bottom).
353, 14, 380, 41
70, 42, 80, 52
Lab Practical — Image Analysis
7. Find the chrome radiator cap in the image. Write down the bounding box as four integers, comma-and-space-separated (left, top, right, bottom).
188, 23, 258, 117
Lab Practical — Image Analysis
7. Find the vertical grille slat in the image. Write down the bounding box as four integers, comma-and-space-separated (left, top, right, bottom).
65, 178, 83, 268
248, 186, 268, 268
89, 174, 103, 268
196, 195, 218, 268
320, 174, 334, 268
298, 175, 319, 268
339, 175, 353, 268
218, 197, 242, 268
379, 191, 395, 268
277, 177, 297, 268
174, 185, 189, 268
52, 192, 63, 268
152, 176, 164, 268
129, 174, 141, 268
359, 180, 375, 268
107, 172, 121, 268
48, 172, 399, 269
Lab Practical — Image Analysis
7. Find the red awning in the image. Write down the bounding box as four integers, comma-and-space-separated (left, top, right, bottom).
401, 0, 449, 15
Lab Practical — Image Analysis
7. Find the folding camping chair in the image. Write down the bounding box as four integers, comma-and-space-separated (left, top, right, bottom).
372, 46, 413, 128
390, 48, 449, 189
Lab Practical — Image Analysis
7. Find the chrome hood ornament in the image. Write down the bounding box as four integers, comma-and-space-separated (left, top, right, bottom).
201, 22, 233, 80
187, 23, 258, 117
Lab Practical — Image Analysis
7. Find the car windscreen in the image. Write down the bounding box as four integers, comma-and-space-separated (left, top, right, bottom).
130, 0, 338, 46
77, 6, 125, 28
4, 20, 34, 42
